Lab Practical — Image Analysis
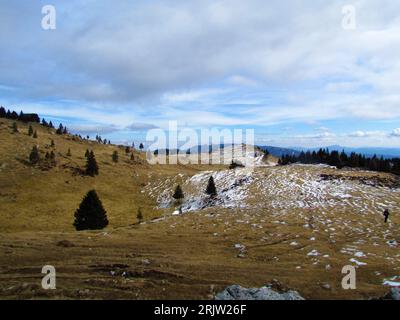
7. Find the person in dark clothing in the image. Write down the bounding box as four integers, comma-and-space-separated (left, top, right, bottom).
383, 209, 390, 223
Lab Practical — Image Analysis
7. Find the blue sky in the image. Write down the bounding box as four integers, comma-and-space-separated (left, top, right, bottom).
1, 0, 400, 147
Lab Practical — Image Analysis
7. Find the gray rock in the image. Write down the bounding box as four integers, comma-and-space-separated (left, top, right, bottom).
385, 287, 400, 300
215, 285, 304, 300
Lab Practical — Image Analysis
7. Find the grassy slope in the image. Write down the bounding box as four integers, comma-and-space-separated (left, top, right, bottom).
0, 118, 222, 232
0, 118, 398, 300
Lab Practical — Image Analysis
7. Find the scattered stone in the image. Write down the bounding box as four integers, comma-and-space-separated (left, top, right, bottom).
142, 259, 151, 265
215, 285, 304, 300
320, 283, 331, 290
56, 240, 75, 248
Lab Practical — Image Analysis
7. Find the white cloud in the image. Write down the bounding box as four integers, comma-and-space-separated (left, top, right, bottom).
390, 128, 400, 137
347, 130, 385, 138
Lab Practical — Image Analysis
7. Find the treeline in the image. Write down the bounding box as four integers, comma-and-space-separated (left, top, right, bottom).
279, 148, 400, 175
1, 106, 41, 123
0, 106, 69, 134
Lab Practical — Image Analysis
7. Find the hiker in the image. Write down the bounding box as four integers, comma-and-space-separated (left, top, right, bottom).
383, 209, 390, 223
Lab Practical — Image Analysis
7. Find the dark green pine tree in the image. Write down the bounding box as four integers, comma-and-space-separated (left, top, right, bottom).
56, 123, 63, 134
0, 106, 6, 118
73, 190, 108, 230
112, 151, 119, 163
136, 207, 144, 223
85, 149, 90, 158
85, 150, 99, 176
173, 185, 184, 200
49, 150, 56, 167
12, 122, 18, 133
29, 146, 40, 164
28, 125, 33, 136
205, 176, 217, 196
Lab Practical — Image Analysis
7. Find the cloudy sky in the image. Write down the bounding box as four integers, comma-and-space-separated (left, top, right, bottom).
1, 0, 400, 147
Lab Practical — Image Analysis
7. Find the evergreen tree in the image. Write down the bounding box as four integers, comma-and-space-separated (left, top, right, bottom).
49, 150, 56, 166
130, 153, 135, 161
50, 139, 55, 148
0, 106, 5, 118
85, 149, 90, 158
85, 150, 99, 176
173, 185, 184, 200
67, 148, 72, 157
73, 190, 108, 231
33, 130, 38, 138
12, 122, 18, 133
205, 176, 217, 196
112, 151, 119, 163
136, 208, 143, 223
10, 111, 18, 119
29, 146, 40, 164
56, 123, 63, 134
125, 146, 130, 154
48, 121, 54, 129
139, 143, 144, 151
28, 125, 34, 136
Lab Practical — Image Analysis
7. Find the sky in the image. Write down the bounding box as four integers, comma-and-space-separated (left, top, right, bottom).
1, 0, 400, 147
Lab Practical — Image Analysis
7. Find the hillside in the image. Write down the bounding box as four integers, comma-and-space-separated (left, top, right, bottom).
0, 118, 224, 232
0, 117, 399, 300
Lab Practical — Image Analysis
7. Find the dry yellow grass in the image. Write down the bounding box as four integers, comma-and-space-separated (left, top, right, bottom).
0, 118, 399, 300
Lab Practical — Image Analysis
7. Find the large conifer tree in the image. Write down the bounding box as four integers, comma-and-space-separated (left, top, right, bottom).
73, 190, 108, 230
205, 176, 217, 196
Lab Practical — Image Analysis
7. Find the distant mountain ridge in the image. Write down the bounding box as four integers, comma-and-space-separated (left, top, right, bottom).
258, 146, 301, 157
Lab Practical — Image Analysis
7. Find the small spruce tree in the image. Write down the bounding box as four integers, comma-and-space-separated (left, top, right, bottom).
50, 151, 56, 167
29, 146, 40, 164
85, 150, 99, 176
33, 130, 38, 138
56, 123, 63, 134
12, 122, 18, 133
205, 176, 217, 196
112, 151, 119, 163
50, 139, 55, 147
173, 185, 184, 200
28, 125, 33, 136
85, 149, 90, 158
130, 153, 135, 161
73, 190, 108, 230
136, 208, 143, 223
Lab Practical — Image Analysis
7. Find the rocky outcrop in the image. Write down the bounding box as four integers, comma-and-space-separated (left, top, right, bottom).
382, 287, 400, 300
215, 284, 304, 300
